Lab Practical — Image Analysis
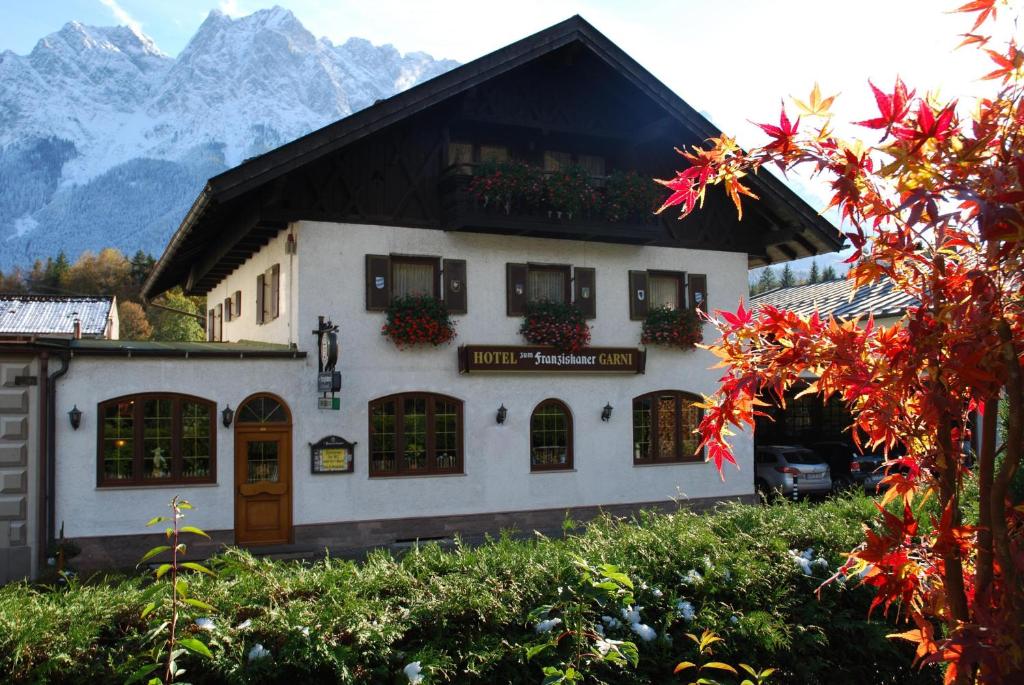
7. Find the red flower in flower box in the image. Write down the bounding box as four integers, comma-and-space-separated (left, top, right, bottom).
519, 300, 590, 352
382, 295, 457, 349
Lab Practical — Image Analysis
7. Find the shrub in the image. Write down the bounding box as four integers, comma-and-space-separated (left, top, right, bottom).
0, 495, 939, 684
520, 300, 591, 353
641, 305, 703, 350
381, 295, 456, 349
545, 165, 599, 218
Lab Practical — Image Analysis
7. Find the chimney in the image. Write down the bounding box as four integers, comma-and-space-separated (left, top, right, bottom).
73, 319, 82, 340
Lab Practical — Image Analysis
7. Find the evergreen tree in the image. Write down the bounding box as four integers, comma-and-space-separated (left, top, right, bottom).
780, 263, 795, 287
808, 260, 820, 284
753, 266, 779, 295
129, 251, 155, 293
822, 265, 838, 281
48, 251, 70, 287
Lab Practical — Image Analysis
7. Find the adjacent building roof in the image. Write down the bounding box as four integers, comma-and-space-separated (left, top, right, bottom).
142, 15, 843, 301
0, 294, 116, 338
749, 278, 918, 320
67, 339, 305, 358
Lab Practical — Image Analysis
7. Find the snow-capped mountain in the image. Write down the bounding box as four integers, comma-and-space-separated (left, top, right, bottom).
0, 6, 458, 269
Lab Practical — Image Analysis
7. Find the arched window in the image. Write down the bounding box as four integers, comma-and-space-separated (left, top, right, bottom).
530, 399, 573, 471
237, 394, 290, 424
632, 391, 703, 464
369, 393, 462, 476
97, 393, 216, 486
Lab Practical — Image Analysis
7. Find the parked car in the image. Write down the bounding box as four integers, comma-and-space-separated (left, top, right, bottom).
755, 445, 832, 499
811, 441, 885, 493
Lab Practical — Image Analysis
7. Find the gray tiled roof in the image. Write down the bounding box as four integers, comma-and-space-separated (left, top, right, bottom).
0, 294, 114, 336
749, 278, 917, 319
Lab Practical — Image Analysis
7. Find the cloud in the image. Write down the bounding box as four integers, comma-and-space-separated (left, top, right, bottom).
97, 0, 144, 34
219, 0, 242, 16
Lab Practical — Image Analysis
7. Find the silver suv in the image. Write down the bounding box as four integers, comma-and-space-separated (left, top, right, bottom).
755, 445, 832, 499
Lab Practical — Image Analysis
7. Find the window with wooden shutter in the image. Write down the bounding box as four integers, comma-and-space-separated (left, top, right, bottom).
573, 267, 596, 319
506, 263, 528, 316
224, 297, 232, 322
256, 274, 265, 324
270, 264, 280, 320
234, 290, 242, 318
527, 264, 571, 304
392, 256, 439, 298
207, 309, 215, 340
628, 270, 649, 320
214, 303, 223, 341
688, 274, 708, 312
443, 258, 467, 314
366, 254, 391, 310
648, 271, 686, 310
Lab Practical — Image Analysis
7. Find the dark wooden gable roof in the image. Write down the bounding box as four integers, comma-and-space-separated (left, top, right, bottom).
142, 15, 843, 300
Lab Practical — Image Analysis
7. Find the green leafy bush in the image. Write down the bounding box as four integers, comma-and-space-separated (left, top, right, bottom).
0, 495, 939, 684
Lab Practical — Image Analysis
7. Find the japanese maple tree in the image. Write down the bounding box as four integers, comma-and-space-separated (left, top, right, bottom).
657, 2, 1023, 682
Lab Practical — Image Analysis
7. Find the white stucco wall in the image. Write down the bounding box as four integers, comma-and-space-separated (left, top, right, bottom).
56, 222, 754, 539
207, 229, 297, 345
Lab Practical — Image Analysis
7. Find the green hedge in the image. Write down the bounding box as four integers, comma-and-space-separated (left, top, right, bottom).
0, 495, 939, 684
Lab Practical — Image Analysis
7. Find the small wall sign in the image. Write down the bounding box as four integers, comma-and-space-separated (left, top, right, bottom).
310, 435, 355, 473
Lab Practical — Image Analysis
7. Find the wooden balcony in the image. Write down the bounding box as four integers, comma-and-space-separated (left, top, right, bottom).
440, 166, 672, 245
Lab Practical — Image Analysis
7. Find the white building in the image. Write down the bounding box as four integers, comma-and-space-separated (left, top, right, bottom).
0, 17, 841, 578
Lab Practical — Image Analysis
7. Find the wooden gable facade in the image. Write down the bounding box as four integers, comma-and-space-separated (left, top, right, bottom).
142, 16, 842, 301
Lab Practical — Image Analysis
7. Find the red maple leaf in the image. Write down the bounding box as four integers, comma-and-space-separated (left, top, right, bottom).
855, 77, 916, 138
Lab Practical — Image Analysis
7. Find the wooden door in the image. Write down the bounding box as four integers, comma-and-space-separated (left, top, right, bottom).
234, 394, 292, 546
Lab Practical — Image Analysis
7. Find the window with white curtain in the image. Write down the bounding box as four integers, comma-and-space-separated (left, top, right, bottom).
649, 273, 682, 309
528, 266, 569, 304
392, 258, 438, 298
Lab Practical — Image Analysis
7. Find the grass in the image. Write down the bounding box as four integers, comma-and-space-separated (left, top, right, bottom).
0, 493, 940, 684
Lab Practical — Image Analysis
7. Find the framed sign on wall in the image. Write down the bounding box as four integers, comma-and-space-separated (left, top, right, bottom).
310, 435, 356, 473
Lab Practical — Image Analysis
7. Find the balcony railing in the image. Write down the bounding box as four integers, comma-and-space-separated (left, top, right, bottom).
440, 164, 668, 244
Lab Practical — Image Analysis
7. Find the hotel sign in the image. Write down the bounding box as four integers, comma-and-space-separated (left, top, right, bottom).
458, 345, 645, 374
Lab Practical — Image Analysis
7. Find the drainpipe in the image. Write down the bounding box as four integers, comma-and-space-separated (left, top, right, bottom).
43, 346, 70, 563
36, 351, 48, 570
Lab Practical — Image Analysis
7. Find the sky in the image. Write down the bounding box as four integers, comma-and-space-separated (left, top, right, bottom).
0, 1, 1009, 274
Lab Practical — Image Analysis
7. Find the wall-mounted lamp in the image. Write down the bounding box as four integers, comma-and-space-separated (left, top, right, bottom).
496, 404, 508, 424
68, 405, 82, 430
601, 402, 613, 422
222, 404, 234, 428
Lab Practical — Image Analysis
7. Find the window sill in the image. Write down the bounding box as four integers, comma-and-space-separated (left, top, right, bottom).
632, 460, 705, 468
530, 468, 576, 474
96, 482, 219, 491
368, 472, 467, 480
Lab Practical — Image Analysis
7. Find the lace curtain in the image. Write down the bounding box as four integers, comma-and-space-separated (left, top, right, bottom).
649, 275, 680, 309
528, 269, 566, 303
393, 262, 435, 298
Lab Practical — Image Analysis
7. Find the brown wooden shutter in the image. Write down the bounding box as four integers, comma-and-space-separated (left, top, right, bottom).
215, 303, 223, 341
573, 267, 596, 319
224, 297, 232, 322
689, 274, 708, 312
506, 263, 528, 316
234, 290, 242, 318
270, 264, 281, 320
443, 258, 467, 314
207, 309, 215, 340
628, 270, 649, 320
366, 254, 391, 310
256, 274, 265, 324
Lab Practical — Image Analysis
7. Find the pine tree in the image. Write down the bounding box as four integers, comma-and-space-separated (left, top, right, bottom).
822, 265, 838, 281
753, 266, 779, 295
129, 251, 155, 293
808, 260, 820, 284
780, 263, 795, 287
49, 251, 70, 287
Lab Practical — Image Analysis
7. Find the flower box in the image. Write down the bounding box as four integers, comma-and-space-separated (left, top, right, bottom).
640, 306, 702, 350
381, 296, 457, 349
520, 300, 591, 353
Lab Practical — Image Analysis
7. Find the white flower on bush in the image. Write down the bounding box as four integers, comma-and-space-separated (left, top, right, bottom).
601, 615, 623, 630
789, 547, 829, 576
683, 569, 704, 585
651, 587, 663, 598
247, 643, 271, 662
236, 619, 252, 630
403, 661, 424, 684
299, 625, 311, 637
620, 605, 642, 624
595, 637, 626, 655
535, 617, 562, 633
702, 555, 714, 571
195, 617, 215, 632
630, 622, 657, 642
675, 600, 696, 622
